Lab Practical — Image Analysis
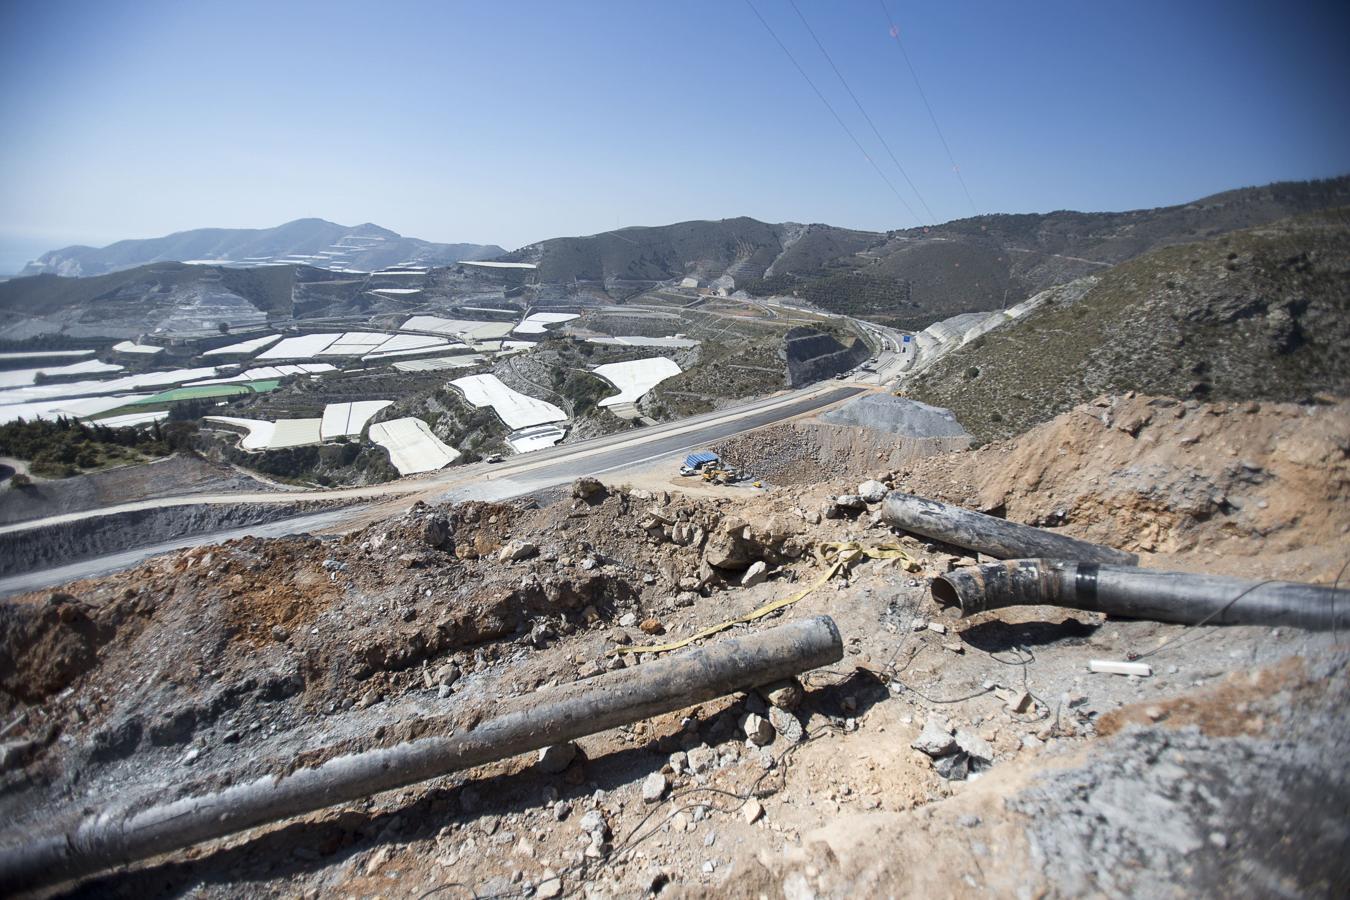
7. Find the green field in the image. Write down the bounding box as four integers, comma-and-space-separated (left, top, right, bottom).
130, 379, 280, 405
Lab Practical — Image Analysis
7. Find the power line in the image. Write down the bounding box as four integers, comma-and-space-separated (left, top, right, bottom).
742, 0, 923, 227
879, 0, 978, 217
786, 0, 937, 225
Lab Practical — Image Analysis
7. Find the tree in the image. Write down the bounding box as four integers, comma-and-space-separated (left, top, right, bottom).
218, 322, 231, 334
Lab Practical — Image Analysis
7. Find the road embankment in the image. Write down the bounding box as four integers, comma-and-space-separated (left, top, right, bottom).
0, 500, 353, 578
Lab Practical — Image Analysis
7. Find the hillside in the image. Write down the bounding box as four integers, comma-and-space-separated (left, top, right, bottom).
906, 209, 1350, 442
502, 217, 800, 286
500, 178, 1349, 330
21, 219, 504, 277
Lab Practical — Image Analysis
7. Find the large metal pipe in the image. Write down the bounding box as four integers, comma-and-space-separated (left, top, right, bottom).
934, 559, 1348, 630
0, 615, 842, 893
882, 493, 1137, 566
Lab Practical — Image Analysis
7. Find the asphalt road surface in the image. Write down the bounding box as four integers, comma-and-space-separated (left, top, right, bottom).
0, 384, 864, 596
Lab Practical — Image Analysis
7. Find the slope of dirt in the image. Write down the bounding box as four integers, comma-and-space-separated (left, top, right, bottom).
0, 394, 1345, 898
0, 454, 279, 526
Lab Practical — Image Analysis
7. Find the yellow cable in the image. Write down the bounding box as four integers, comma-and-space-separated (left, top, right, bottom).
614, 542, 916, 656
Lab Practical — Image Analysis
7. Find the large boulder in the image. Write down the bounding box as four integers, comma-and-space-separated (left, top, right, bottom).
857, 480, 889, 503
571, 477, 606, 500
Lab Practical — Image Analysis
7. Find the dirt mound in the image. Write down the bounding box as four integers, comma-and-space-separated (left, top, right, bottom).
898, 393, 1349, 578
819, 392, 972, 439
714, 420, 970, 485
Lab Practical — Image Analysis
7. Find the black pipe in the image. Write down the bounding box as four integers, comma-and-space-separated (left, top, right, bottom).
0, 616, 843, 893
934, 559, 1348, 630
881, 493, 1137, 566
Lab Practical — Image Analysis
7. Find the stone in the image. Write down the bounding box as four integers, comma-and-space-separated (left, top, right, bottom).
639, 618, 664, 635
768, 706, 805, 744
741, 712, 775, 747
669, 751, 687, 774
759, 678, 804, 710
703, 532, 752, 570
423, 515, 453, 550
435, 663, 461, 687
537, 742, 578, 774
641, 771, 669, 803
742, 799, 764, 824
934, 752, 976, 781
1007, 690, 1033, 713
927, 622, 948, 634
857, 480, 889, 503
554, 800, 572, 821
499, 540, 539, 563
271, 625, 289, 642
674, 591, 698, 607
579, 809, 609, 839
911, 717, 957, 757
740, 561, 768, 588
835, 494, 867, 510
686, 745, 716, 774
954, 729, 994, 763
618, 612, 638, 627
572, 477, 606, 500
536, 869, 563, 898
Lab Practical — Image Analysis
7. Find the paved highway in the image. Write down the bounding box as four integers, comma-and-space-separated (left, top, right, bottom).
0, 384, 865, 596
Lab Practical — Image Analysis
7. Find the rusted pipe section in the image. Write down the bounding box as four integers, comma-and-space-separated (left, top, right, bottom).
0, 615, 843, 893
882, 493, 1137, 565
935, 559, 1348, 630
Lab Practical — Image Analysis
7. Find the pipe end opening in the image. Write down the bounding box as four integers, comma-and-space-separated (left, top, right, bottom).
932, 576, 962, 610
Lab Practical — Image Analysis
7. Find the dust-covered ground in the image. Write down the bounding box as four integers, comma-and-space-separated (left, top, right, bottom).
0, 393, 1346, 898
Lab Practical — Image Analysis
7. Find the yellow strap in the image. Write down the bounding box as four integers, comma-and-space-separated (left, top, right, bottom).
614, 542, 916, 656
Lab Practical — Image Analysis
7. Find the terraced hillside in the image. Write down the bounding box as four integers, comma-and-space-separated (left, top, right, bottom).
907, 209, 1350, 442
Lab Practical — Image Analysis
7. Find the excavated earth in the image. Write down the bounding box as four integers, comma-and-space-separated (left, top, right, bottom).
0, 393, 1346, 898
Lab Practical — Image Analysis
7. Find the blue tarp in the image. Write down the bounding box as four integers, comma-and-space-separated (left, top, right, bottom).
684, 451, 719, 469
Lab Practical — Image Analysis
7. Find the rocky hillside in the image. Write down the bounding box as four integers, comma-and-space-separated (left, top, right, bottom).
21, 219, 504, 277
1, 393, 1345, 896
502, 178, 1349, 331
907, 209, 1350, 442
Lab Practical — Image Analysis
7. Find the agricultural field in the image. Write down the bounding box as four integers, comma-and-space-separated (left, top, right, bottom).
0, 265, 872, 487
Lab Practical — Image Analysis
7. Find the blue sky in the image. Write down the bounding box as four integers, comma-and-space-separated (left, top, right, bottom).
1, 0, 1347, 272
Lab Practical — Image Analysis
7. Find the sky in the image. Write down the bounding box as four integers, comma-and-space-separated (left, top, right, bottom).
1, 0, 1348, 273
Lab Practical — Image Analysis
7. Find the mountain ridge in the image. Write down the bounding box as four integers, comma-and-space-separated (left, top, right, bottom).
501, 176, 1349, 328
21, 218, 505, 278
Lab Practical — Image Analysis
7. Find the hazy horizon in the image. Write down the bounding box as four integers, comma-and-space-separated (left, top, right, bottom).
3, 0, 1349, 274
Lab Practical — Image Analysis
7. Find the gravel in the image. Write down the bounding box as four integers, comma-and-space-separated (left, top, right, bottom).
820, 393, 972, 439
